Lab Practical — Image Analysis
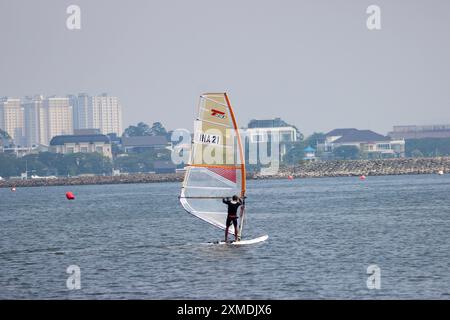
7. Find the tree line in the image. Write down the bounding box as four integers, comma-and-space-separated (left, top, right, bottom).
0, 152, 112, 178
0, 121, 173, 178
0, 149, 173, 178
283, 135, 450, 162
405, 138, 450, 157
2, 121, 450, 177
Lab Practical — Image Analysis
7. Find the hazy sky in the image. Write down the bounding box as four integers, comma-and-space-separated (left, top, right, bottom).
1, 0, 449, 135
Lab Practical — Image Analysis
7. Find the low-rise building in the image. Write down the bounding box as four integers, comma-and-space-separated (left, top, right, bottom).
121, 136, 170, 153
245, 117, 300, 159
388, 124, 450, 139
2, 145, 41, 157
303, 146, 316, 161
318, 128, 405, 158
49, 134, 112, 158
154, 160, 176, 174
73, 128, 101, 135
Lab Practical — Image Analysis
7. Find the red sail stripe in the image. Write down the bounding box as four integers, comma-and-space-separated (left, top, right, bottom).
211, 108, 225, 116
207, 167, 237, 183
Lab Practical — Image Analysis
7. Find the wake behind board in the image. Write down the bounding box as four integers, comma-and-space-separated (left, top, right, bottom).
212, 234, 269, 245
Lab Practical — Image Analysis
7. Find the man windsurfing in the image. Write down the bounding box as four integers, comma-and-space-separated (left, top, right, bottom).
222, 195, 242, 242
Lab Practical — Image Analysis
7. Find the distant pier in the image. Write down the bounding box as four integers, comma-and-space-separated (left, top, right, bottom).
1, 157, 450, 188
252, 157, 450, 179
0, 173, 184, 188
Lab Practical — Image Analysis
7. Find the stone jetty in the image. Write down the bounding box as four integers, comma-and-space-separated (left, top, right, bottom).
1, 157, 449, 188
0, 172, 184, 188
251, 157, 450, 179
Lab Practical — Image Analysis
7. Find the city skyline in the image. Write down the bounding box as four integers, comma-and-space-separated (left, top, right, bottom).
2, 91, 450, 146
0, 93, 123, 146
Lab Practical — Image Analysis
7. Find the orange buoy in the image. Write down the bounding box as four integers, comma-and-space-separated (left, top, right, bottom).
359, 175, 366, 180
66, 192, 75, 200
288, 175, 294, 180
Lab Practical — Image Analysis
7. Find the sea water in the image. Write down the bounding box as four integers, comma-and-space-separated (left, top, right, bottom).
0, 174, 449, 299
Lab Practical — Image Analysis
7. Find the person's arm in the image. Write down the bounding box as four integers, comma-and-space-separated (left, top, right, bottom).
222, 197, 229, 204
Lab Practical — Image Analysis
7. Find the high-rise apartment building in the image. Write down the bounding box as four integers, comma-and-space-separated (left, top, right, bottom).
72, 93, 123, 136
92, 94, 122, 135
22, 95, 43, 146
42, 97, 73, 145
2, 93, 121, 147
71, 93, 91, 130
21, 96, 73, 146
0, 97, 25, 146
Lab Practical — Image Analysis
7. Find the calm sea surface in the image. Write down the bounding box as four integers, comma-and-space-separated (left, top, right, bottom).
1, 174, 450, 299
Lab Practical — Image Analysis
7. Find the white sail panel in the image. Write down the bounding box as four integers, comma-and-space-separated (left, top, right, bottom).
181, 166, 243, 233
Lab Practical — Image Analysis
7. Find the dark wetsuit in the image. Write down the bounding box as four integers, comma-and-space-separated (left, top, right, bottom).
222, 198, 242, 228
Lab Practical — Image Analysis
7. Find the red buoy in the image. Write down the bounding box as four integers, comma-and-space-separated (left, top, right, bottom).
288, 175, 294, 180
66, 192, 75, 200
359, 175, 366, 180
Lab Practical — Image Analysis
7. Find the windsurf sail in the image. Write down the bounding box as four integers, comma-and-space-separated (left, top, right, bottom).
179, 93, 246, 238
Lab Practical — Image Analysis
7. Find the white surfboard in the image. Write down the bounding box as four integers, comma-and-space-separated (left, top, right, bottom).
214, 234, 269, 245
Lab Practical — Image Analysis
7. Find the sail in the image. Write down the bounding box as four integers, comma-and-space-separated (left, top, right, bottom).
180, 93, 246, 236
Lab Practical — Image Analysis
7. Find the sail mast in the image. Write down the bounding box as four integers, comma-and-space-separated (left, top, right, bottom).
224, 93, 246, 239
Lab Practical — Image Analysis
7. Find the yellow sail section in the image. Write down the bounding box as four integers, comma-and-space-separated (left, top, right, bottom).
191, 94, 238, 168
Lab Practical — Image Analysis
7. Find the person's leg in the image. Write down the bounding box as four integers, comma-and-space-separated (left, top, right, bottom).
233, 219, 238, 241
225, 217, 230, 242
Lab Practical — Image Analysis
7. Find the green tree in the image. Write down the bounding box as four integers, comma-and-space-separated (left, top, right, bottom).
406, 138, 450, 157
81, 153, 111, 174
114, 154, 143, 173
0, 151, 113, 177
111, 143, 121, 157
122, 121, 168, 138
114, 148, 171, 173
333, 145, 360, 160
59, 153, 112, 176
0, 128, 14, 147
0, 128, 11, 140
37, 152, 62, 173
150, 122, 167, 136
305, 132, 326, 148
122, 122, 152, 137
22, 154, 48, 176
0, 153, 20, 177
283, 141, 307, 164
410, 149, 424, 158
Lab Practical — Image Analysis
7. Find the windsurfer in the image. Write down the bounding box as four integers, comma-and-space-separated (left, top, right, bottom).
222, 195, 242, 242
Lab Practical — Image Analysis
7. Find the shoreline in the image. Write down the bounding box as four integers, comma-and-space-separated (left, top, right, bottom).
1, 157, 449, 188
254, 157, 450, 179
0, 173, 185, 189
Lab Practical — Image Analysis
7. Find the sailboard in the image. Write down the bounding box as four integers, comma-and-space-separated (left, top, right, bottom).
213, 235, 269, 246
179, 93, 268, 245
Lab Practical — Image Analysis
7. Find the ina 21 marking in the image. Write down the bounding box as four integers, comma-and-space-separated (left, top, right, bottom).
198, 133, 221, 145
